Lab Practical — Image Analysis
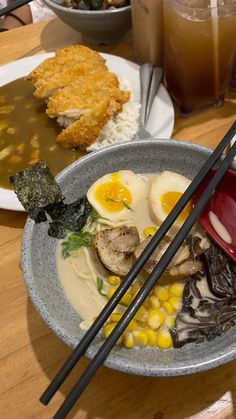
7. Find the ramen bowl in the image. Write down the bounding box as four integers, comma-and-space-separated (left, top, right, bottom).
21, 139, 236, 377
42, 0, 131, 45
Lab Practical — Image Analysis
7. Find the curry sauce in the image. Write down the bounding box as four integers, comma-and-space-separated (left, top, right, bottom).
0, 78, 85, 190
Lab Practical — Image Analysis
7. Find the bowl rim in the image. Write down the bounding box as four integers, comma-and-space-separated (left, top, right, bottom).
21, 138, 236, 377
43, 0, 131, 14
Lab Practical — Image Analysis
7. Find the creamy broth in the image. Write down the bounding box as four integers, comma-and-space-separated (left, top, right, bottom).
57, 174, 157, 322
57, 171, 206, 334
57, 246, 107, 323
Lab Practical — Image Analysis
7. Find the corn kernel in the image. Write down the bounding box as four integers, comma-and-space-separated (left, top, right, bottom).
107, 287, 116, 299
162, 301, 174, 316
143, 226, 157, 237
104, 322, 117, 338
169, 297, 180, 311
110, 313, 122, 323
156, 329, 173, 349
125, 318, 138, 332
164, 315, 175, 328
149, 295, 161, 310
133, 331, 148, 347
121, 292, 132, 306
143, 298, 151, 309
134, 305, 148, 322
145, 329, 158, 347
147, 309, 165, 329
132, 282, 141, 298
117, 335, 123, 345
107, 275, 121, 286
169, 283, 184, 298
154, 286, 169, 302
123, 332, 134, 348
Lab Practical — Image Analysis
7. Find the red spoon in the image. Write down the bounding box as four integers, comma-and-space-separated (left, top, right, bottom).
192, 168, 236, 262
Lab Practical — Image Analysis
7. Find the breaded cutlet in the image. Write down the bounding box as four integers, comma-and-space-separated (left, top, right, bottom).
27, 44, 131, 149
46, 71, 129, 119
27, 45, 105, 83
56, 99, 110, 148
33, 61, 108, 98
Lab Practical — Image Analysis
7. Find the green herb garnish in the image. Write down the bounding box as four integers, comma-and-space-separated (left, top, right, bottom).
89, 210, 101, 222
96, 277, 107, 296
121, 201, 133, 211
61, 230, 92, 258
105, 197, 133, 211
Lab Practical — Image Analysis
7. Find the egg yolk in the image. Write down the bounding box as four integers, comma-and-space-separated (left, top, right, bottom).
94, 175, 132, 212
160, 191, 191, 221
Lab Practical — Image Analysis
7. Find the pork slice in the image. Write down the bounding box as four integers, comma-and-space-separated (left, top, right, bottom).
93, 226, 140, 277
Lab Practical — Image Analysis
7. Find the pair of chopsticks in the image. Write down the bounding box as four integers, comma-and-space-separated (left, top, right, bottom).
41, 121, 236, 419
0, 0, 32, 18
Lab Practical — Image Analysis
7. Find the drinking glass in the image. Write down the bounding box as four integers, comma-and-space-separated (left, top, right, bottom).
164, 0, 236, 114
231, 62, 236, 89
131, 0, 164, 67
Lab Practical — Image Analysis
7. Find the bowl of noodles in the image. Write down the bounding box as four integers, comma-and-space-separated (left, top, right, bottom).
20, 139, 236, 376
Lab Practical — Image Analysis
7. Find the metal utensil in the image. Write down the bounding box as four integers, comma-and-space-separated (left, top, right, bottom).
136, 63, 163, 139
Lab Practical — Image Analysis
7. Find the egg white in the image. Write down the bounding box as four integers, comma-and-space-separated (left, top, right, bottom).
150, 171, 191, 234
87, 170, 147, 223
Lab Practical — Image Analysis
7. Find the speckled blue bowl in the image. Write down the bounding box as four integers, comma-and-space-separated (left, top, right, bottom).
21, 139, 236, 376
42, 1, 131, 45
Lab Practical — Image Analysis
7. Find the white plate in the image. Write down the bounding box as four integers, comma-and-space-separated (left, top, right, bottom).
0, 53, 174, 211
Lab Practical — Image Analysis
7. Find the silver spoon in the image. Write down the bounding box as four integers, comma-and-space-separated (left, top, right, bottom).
137, 64, 163, 140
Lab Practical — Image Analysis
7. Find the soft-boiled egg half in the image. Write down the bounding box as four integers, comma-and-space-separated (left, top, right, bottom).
87, 170, 146, 223
150, 171, 192, 233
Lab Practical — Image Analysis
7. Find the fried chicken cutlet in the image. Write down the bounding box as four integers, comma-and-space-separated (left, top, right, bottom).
27, 45, 131, 149
27, 45, 105, 84
46, 71, 129, 120
33, 61, 108, 98
47, 75, 130, 148
56, 99, 110, 148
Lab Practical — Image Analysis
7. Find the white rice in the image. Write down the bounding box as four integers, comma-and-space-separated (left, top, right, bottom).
86, 78, 140, 152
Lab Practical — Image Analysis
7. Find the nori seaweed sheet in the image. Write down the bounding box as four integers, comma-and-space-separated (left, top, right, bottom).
10, 161, 63, 215
10, 161, 93, 238
46, 197, 92, 239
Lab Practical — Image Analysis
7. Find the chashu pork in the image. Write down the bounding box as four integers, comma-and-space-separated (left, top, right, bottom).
93, 226, 140, 277
134, 236, 203, 278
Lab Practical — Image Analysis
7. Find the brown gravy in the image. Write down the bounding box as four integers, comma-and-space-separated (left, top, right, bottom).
0, 78, 86, 190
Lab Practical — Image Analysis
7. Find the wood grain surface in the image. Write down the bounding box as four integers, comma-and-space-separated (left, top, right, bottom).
0, 18, 236, 419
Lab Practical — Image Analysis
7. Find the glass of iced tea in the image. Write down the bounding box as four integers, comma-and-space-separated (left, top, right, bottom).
164, 0, 236, 114
131, 0, 164, 67
231, 62, 236, 90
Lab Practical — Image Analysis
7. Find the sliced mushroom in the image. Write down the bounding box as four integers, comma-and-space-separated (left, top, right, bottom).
93, 226, 140, 277
134, 236, 202, 278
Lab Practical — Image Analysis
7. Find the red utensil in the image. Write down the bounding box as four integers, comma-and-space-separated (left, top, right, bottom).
192, 168, 236, 261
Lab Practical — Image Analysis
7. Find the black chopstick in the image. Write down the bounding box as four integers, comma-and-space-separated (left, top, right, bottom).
52, 137, 236, 419
40, 121, 236, 408
0, 0, 32, 17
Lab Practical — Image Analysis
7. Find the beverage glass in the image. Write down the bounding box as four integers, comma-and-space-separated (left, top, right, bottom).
131, 0, 164, 67
164, 0, 236, 114
231, 62, 236, 89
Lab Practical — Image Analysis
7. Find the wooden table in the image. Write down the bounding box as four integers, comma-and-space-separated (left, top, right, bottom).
1, 18, 236, 419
